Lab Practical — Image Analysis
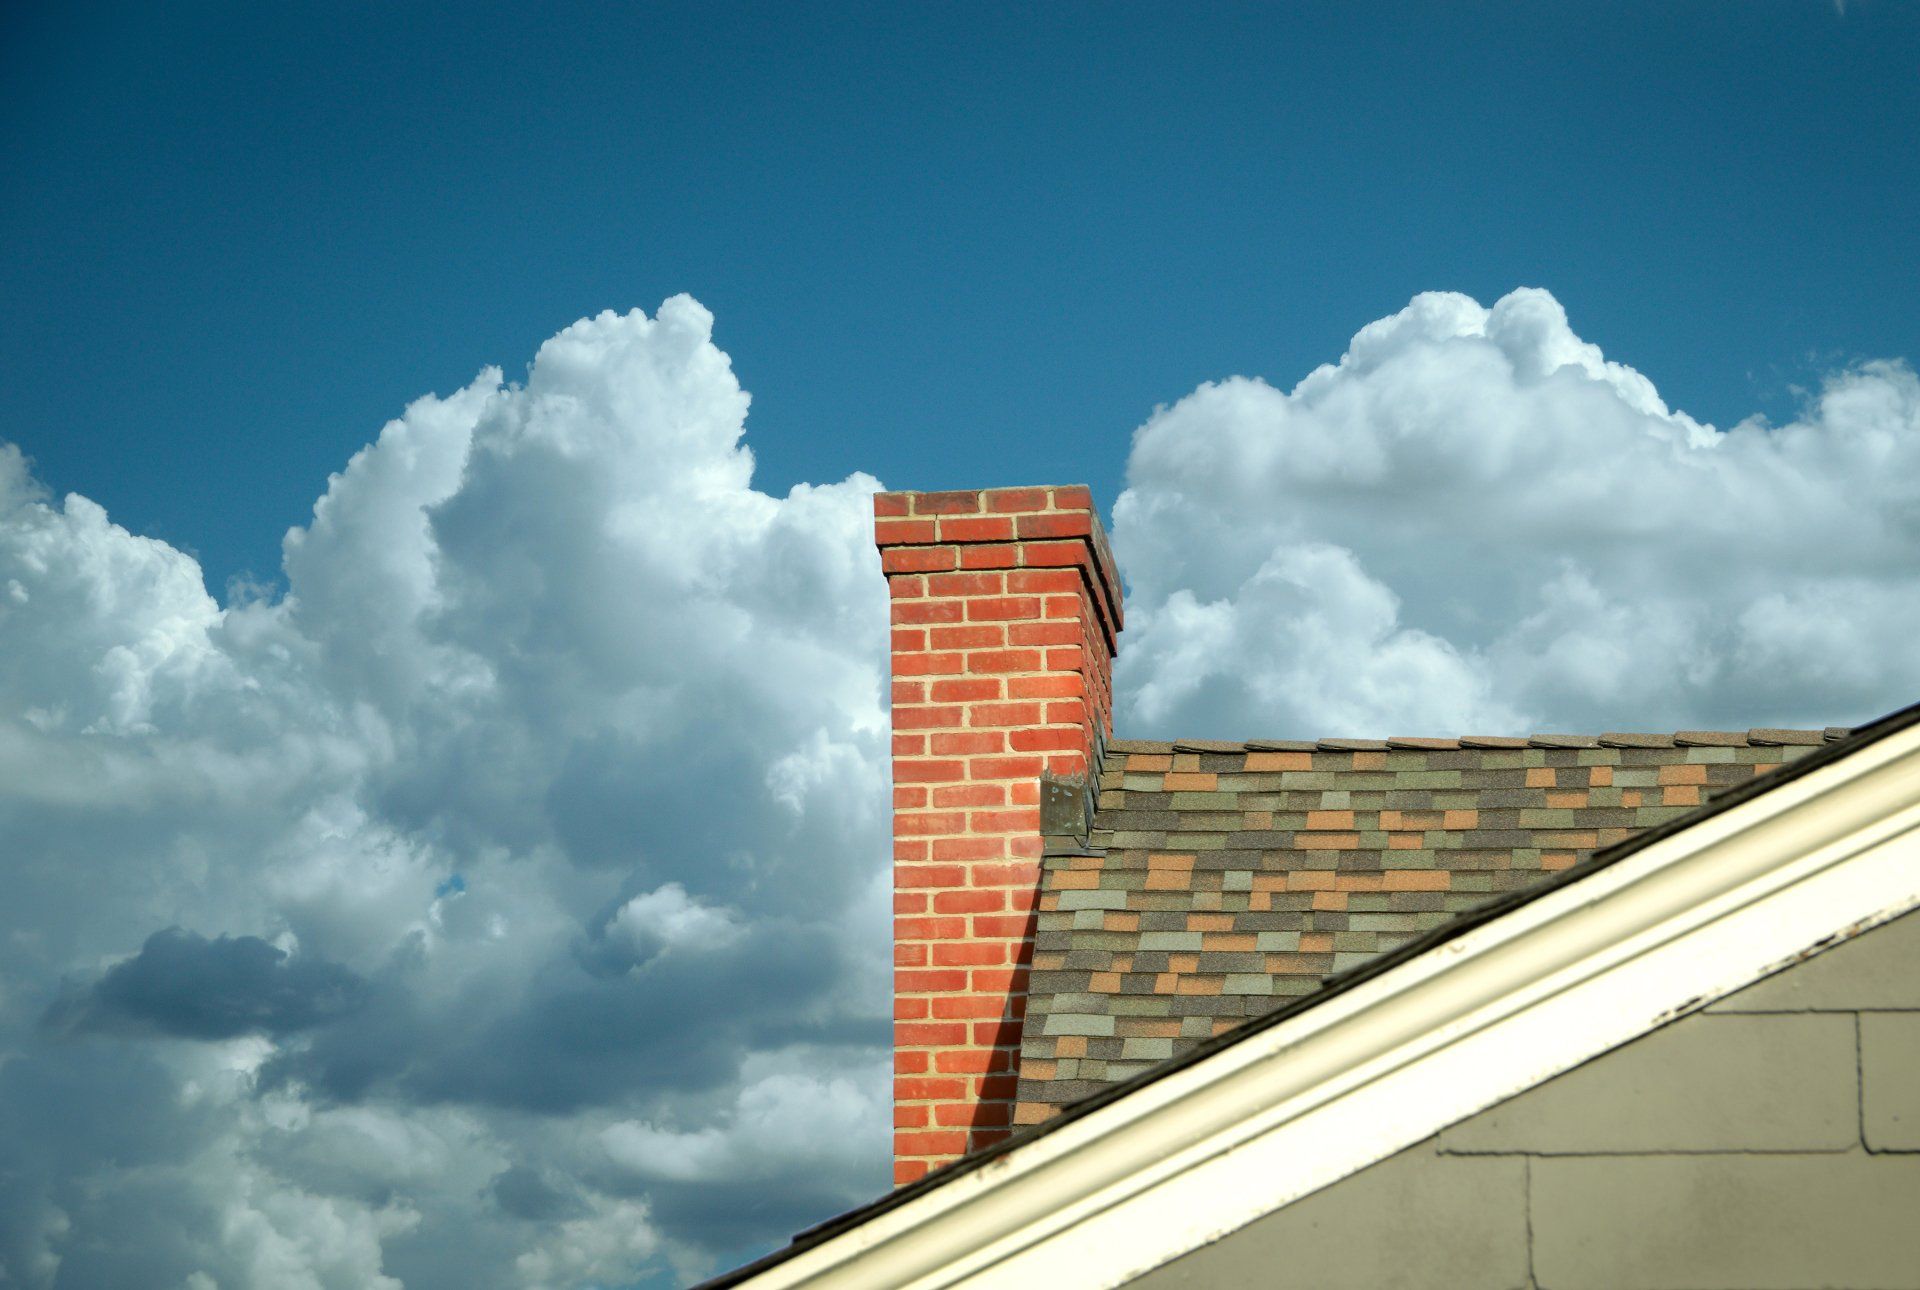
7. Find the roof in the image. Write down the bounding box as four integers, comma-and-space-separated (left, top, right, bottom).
701, 701, 1920, 1289
1017, 727, 1844, 1117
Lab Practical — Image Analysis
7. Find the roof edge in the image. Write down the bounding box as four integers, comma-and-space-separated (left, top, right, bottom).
702, 701, 1920, 1289
1105, 727, 1839, 755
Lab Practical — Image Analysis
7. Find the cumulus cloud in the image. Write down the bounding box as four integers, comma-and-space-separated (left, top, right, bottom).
7, 285, 1919, 1288
0, 297, 889, 1288
1114, 287, 1920, 738
43, 928, 370, 1040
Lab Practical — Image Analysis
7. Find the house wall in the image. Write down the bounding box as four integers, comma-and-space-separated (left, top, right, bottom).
1126, 904, 1920, 1290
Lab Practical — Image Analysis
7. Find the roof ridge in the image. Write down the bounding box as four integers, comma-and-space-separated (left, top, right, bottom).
1105, 727, 1843, 756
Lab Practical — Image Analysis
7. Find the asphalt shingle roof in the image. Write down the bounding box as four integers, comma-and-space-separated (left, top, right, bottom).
1014, 727, 1843, 1120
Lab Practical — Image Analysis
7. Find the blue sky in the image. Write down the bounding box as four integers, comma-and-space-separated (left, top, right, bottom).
6, 1, 1917, 592
5, 5, 1920, 1288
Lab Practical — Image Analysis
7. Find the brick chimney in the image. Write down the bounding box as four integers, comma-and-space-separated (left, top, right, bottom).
875, 485, 1122, 1184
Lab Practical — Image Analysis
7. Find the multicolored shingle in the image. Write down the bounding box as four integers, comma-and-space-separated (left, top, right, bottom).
1013, 727, 1841, 1121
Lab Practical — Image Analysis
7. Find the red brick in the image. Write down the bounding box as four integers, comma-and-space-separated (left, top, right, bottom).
895, 997, 927, 1019
968, 967, 1030, 993
986, 487, 1049, 512
895, 1104, 928, 1128
895, 1049, 929, 1074
895, 942, 927, 967
930, 730, 1004, 755
931, 994, 1006, 1019
893, 892, 926, 914
969, 702, 1045, 727
931, 942, 1006, 967
958, 545, 1019, 570
1042, 594, 1081, 617
932, 783, 1005, 808
1006, 621, 1082, 648
891, 704, 964, 730
894, 1159, 930, 1185
894, 1021, 971, 1047
891, 680, 926, 705
893, 787, 926, 810
929, 624, 1004, 650
972, 1017, 1023, 1047
929, 677, 1001, 702
874, 518, 938, 545
1051, 485, 1093, 510
973, 913, 1037, 938
937, 1099, 1011, 1127
1006, 568, 1082, 594
926, 571, 1005, 597
940, 516, 1016, 542
933, 889, 1004, 914
931, 835, 1007, 861
968, 808, 1040, 833
893, 1130, 970, 1157
967, 596, 1044, 621
896, 968, 969, 992
892, 652, 966, 678
874, 492, 911, 518
970, 862, 1042, 887
895, 916, 966, 940
895, 864, 967, 889
975, 1073, 1020, 1101
934, 1047, 1012, 1074
965, 649, 1046, 675
882, 546, 958, 574
889, 576, 925, 599
970, 755, 1047, 780
892, 599, 965, 625
1007, 673, 1084, 699
912, 491, 983, 516
1021, 541, 1088, 569
894, 1076, 967, 1100
1015, 512, 1091, 540
1008, 726, 1085, 752
893, 758, 966, 783
891, 734, 925, 757
1007, 620, 1081, 646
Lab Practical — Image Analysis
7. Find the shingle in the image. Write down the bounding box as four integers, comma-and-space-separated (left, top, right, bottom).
1015, 724, 1834, 1114
1672, 730, 1745, 747
1748, 727, 1823, 746
1529, 733, 1599, 748
1600, 731, 1676, 748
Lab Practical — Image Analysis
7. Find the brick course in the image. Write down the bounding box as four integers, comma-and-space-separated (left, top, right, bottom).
877, 485, 1122, 1183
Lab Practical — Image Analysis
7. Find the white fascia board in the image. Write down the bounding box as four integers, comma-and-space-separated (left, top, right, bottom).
734, 722, 1920, 1290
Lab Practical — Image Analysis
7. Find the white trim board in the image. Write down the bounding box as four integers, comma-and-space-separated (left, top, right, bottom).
717, 713, 1920, 1290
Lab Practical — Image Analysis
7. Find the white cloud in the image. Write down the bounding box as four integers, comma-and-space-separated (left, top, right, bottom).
609, 884, 743, 961
1114, 287, 1920, 737
0, 297, 890, 1287
7, 284, 1920, 1288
